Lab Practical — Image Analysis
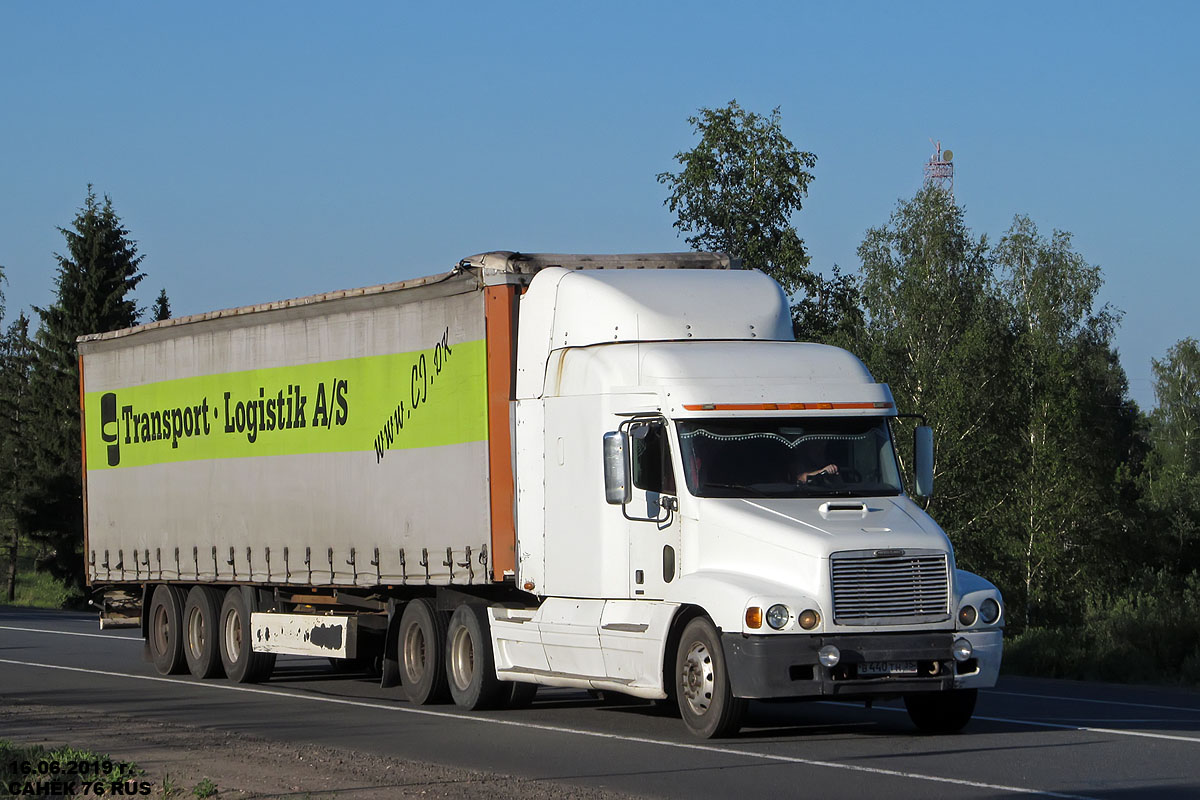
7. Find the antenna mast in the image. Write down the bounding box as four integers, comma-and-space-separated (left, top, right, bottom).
924, 139, 955, 196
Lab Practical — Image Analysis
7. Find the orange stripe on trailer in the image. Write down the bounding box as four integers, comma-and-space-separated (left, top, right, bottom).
681, 401, 894, 411
485, 285, 519, 582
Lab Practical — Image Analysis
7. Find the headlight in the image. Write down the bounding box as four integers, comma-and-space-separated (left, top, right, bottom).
980, 598, 1001, 624
953, 637, 973, 662
818, 645, 841, 667
958, 605, 977, 626
766, 604, 790, 630
797, 609, 821, 630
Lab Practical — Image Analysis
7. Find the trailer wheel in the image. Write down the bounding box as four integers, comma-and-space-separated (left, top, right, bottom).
445, 604, 505, 710
904, 689, 977, 734
398, 598, 450, 704
674, 617, 746, 738
147, 585, 187, 676
183, 586, 225, 679
219, 588, 275, 683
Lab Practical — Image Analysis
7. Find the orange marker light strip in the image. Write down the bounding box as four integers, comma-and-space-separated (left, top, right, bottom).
682, 402, 894, 412
745, 607, 763, 629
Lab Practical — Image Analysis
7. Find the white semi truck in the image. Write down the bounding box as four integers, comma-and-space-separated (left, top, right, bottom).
80, 251, 1003, 738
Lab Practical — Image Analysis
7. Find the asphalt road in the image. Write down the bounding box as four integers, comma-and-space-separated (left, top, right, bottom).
3, 605, 1200, 799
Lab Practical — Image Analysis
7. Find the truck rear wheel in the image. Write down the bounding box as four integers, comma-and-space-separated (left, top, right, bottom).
147, 585, 187, 676
183, 586, 225, 679
399, 598, 450, 704
674, 617, 746, 738
446, 604, 505, 710
219, 588, 276, 683
904, 688, 978, 734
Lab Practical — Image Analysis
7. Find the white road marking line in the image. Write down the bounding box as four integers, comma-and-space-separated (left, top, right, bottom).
0, 657, 1092, 799
824, 701, 1200, 744
0, 625, 140, 641
988, 689, 1200, 715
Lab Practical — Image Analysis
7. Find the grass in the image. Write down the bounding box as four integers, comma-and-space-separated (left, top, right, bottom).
0, 739, 144, 793
2, 551, 80, 608
192, 776, 219, 797
8, 566, 76, 608
1002, 571, 1200, 687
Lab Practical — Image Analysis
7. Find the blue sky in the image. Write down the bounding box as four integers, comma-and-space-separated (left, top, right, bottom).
1, 2, 1195, 408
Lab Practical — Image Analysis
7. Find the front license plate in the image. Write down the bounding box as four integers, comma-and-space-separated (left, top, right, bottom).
858, 660, 918, 676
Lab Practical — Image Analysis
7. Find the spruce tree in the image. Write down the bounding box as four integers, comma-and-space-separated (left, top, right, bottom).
153, 288, 171, 321
24, 187, 144, 595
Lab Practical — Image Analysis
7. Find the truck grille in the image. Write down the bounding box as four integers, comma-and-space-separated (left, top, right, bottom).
830, 550, 950, 626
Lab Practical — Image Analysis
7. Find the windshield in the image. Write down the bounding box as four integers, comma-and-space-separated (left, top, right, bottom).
676, 417, 903, 498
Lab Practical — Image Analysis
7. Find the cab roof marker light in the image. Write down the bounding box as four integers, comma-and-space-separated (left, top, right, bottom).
682, 401, 895, 412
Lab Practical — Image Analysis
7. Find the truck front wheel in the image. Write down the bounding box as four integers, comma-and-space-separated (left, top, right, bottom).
904, 688, 978, 734
148, 585, 187, 676
674, 617, 746, 738
183, 586, 224, 679
399, 598, 450, 704
446, 604, 505, 710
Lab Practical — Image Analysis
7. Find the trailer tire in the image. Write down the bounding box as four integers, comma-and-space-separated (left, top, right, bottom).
904, 688, 977, 734
183, 586, 225, 679
445, 604, 505, 710
219, 588, 275, 683
399, 598, 450, 705
674, 617, 746, 739
147, 585, 187, 676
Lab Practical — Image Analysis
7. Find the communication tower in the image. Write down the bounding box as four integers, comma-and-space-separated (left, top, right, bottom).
924, 139, 954, 196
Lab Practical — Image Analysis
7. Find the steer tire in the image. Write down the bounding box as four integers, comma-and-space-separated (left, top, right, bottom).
147, 585, 187, 676
399, 598, 450, 705
500, 681, 538, 710
219, 588, 275, 684
674, 617, 746, 739
183, 586, 225, 679
904, 689, 978, 734
446, 604, 505, 710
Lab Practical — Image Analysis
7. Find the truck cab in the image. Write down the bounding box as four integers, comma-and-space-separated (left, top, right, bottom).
487, 262, 1003, 737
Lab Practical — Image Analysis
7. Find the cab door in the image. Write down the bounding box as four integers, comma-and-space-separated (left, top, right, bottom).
625, 417, 682, 599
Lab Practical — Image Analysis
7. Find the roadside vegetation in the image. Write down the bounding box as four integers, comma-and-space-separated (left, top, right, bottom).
2, 102, 1197, 687
0, 740, 143, 795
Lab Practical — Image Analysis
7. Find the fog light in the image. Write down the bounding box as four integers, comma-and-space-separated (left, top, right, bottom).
746, 607, 762, 629
818, 645, 841, 668
980, 598, 1001, 624
958, 605, 977, 626
797, 609, 820, 630
766, 604, 790, 630
953, 637, 973, 662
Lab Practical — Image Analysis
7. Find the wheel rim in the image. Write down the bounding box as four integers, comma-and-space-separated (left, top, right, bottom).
449, 624, 474, 692
187, 607, 205, 659
223, 606, 242, 664
680, 640, 715, 716
403, 623, 426, 684
151, 603, 169, 656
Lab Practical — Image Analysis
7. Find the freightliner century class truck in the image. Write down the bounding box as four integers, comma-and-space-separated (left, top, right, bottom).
80, 251, 1003, 738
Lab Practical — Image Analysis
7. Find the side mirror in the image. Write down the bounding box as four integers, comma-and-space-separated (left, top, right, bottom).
603, 431, 631, 505
913, 425, 934, 498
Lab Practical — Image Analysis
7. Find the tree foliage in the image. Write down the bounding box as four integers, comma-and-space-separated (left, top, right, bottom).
153, 288, 171, 321
1144, 338, 1200, 569
0, 313, 35, 601
658, 101, 858, 339
851, 188, 1141, 627
23, 187, 144, 592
